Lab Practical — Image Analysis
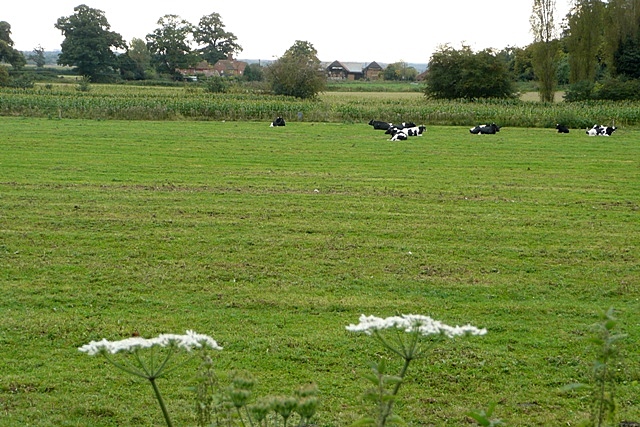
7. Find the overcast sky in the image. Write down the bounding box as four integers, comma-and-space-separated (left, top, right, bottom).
5, 0, 572, 64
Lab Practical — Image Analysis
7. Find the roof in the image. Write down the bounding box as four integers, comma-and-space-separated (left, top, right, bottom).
325, 60, 386, 73
212, 59, 247, 73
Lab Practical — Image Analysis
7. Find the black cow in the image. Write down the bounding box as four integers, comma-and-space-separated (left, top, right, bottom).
587, 124, 616, 136
270, 117, 286, 127
369, 120, 391, 130
470, 123, 501, 134
556, 124, 570, 133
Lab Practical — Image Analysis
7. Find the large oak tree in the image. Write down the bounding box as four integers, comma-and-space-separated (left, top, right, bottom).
193, 12, 242, 64
146, 14, 196, 78
55, 4, 125, 82
0, 21, 26, 69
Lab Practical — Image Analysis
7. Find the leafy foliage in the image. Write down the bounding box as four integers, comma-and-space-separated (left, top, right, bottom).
55, 5, 125, 82
204, 76, 228, 93
423, 45, 516, 99
0, 21, 26, 69
146, 15, 196, 78
564, 0, 605, 83
118, 38, 152, 80
193, 12, 242, 65
266, 40, 326, 98
613, 34, 640, 79
383, 62, 418, 81
530, 0, 560, 102
28, 45, 46, 68
563, 308, 627, 427
243, 63, 264, 82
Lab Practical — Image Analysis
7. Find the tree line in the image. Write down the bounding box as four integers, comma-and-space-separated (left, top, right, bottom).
2, 1, 640, 100
424, 0, 640, 101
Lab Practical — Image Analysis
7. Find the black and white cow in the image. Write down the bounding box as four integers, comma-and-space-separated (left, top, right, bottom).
370, 120, 417, 131
386, 125, 426, 141
556, 124, 570, 133
470, 123, 501, 134
587, 124, 616, 136
387, 127, 409, 141
396, 121, 417, 129
403, 125, 427, 136
384, 123, 419, 135
270, 117, 286, 127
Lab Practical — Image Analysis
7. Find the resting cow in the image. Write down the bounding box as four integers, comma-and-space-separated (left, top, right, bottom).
371, 120, 417, 131
369, 120, 392, 130
270, 117, 286, 127
556, 124, 570, 133
386, 125, 426, 141
388, 127, 409, 141
587, 124, 616, 136
470, 123, 501, 134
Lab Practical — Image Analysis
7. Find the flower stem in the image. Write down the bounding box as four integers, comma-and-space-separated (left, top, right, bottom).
379, 356, 412, 427
149, 377, 173, 427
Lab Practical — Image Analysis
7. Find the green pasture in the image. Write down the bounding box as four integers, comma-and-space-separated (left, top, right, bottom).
0, 117, 639, 426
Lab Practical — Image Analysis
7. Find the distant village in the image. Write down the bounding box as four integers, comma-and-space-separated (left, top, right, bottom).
178, 56, 429, 81
24, 51, 429, 82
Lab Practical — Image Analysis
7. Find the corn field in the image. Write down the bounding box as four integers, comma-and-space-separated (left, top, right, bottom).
1, 84, 639, 127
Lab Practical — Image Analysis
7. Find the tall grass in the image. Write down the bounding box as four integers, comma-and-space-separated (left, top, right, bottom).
1, 85, 639, 127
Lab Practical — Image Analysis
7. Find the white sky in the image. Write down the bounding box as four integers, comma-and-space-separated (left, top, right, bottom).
4, 1, 572, 64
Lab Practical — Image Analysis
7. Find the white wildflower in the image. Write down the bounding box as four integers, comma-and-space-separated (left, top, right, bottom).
346, 314, 487, 338
79, 330, 222, 355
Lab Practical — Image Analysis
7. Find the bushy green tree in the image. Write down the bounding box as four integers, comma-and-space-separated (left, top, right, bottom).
0, 65, 10, 86
511, 46, 536, 81
266, 40, 326, 99
423, 45, 516, 99
125, 38, 152, 79
603, 0, 640, 72
146, 15, 196, 78
55, 5, 125, 82
383, 61, 418, 81
28, 45, 46, 68
243, 63, 264, 82
0, 21, 26, 69
613, 34, 640, 78
193, 12, 242, 65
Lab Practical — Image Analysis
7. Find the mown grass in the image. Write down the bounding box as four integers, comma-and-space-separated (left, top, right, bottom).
0, 117, 639, 426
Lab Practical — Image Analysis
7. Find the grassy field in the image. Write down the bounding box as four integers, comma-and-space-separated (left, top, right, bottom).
0, 117, 639, 426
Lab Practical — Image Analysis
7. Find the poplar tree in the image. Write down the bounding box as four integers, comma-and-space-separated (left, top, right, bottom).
565, 0, 605, 83
604, 0, 640, 74
530, 0, 560, 102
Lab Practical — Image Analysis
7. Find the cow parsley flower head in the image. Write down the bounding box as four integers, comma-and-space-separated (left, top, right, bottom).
346, 314, 487, 338
78, 330, 222, 356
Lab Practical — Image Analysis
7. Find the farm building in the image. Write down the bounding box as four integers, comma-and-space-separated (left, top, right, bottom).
324, 61, 385, 81
211, 55, 247, 77
178, 55, 247, 80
